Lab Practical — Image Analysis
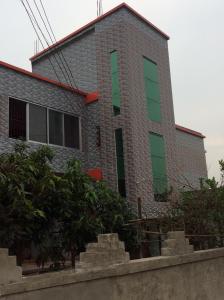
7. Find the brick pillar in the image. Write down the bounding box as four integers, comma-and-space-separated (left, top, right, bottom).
79, 233, 130, 270
161, 231, 194, 256
0, 248, 22, 285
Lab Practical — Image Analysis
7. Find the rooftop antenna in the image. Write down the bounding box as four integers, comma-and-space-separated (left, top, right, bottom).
97, 0, 103, 17
34, 39, 40, 55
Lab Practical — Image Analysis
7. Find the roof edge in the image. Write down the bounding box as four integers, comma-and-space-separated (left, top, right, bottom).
175, 124, 205, 139
30, 2, 169, 62
0, 60, 87, 96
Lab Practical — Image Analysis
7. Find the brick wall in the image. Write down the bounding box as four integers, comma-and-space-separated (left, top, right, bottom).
175, 129, 207, 190
29, 6, 207, 214
32, 29, 97, 92
95, 14, 176, 215
0, 66, 100, 172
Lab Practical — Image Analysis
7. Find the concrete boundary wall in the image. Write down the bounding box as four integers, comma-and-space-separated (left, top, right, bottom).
1, 247, 224, 300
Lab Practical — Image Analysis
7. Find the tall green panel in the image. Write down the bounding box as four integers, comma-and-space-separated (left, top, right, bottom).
144, 58, 161, 122
149, 133, 167, 196
111, 51, 121, 115
115, 128, 126, 197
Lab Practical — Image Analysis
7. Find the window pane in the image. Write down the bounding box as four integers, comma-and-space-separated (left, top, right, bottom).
29, 104, 47, 143
149, 133, 167, 196
49, 110, 63, 146
9, 98, 26, 140
64, 114, 79, 149
111, 51, 121, 116
115, 128, 126, 197
144, 57, 161, 122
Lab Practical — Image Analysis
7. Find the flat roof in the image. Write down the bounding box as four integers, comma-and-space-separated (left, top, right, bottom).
30, 2, 169, 62
175, 124, 205, 139
0, 60, 87, 96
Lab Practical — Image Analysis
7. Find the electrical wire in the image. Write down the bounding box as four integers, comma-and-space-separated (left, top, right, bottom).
38, 0, 79, 91
33, 0, 78, 91
24, 0, 71, 86
20, 0, 83, 112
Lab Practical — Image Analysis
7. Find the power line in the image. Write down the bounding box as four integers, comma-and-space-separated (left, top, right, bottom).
38, 0, 79, 91
33, 0, 79, 91
20, 0, 82, 112
20, 0, 60, 82
24, 0, 71, 87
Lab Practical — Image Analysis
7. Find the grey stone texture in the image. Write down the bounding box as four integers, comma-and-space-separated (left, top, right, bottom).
32, 29, 97, 92
161, 231, 194, 256
95, 15, 177, 215
0, 248, 22, 285
79, 233, 129, 270
0, 66, 100, 172
1, 247, 224, 299
176, 129, 207, 190
30, 7, 179, 216
0, 5, 207, 216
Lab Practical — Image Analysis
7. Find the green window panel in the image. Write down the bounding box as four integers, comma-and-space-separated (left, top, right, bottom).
111, 51, 121, 115
147, 98, 161, 122
145, 79, 160, 101
115, 128, 126, 197
149, 133, 167, 196
144, 58, 158, 82
144, 58, 161, 122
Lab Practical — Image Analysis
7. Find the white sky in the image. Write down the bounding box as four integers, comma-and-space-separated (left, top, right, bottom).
0, 0, 223, 181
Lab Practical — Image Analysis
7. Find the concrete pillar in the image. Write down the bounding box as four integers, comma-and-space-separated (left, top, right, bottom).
79, 233, 130, 270
0, 248, 22, 285
161, 231, 194, 256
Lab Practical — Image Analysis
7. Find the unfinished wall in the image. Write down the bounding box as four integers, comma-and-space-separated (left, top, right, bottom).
1, 247, 224, 299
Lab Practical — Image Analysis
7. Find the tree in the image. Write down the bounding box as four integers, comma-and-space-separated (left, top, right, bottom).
0, 143, 55, 264
166, 161, 224, 249
0, 143, 137, 269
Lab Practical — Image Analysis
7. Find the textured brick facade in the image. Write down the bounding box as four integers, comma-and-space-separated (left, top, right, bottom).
175, 129, 207, 190
32, 29, 97, 92
0, 4, 207, 216
0, 66, 100, 172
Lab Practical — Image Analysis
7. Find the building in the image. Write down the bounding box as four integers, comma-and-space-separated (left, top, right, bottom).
0, 3, 207, 216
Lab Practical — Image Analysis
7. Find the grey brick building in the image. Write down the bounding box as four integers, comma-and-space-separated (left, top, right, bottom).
0, 3, 207, 216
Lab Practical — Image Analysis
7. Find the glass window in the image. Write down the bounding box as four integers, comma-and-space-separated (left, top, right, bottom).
64, 114, 79, 149
49, 110, 63, 146
115, 128, 126, 197
144, 58, 161, 122
29, 104, 47, 143
149, 133, 167, 199
111, 51, 121, 115
9, 98, 26, 140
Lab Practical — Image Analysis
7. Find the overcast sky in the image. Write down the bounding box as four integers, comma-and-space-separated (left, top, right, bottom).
0, 0, 223, 180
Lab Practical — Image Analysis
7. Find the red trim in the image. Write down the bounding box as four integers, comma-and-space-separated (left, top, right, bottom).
175, 124, 205, 139
87, 168, 103, 181
0, 60, 87, 96
85, 91, 99, 104
30, 3, 169, 61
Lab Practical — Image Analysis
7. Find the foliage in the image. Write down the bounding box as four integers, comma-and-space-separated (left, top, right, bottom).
0, 143, 56, 264
166, 161, 224, 249
0, 143, 136, 268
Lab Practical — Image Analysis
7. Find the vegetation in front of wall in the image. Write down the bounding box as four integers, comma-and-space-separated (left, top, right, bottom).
0, 143, 137, 270
165, 160, 224, 250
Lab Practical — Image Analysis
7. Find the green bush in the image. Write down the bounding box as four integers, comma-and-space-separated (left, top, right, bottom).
0, 143, 136, 267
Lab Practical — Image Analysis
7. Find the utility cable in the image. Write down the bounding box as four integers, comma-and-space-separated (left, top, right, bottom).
38, 0, 79, 91
24, 0, 72, 87
20, 0, 83, 113
33, 0, 78, 91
